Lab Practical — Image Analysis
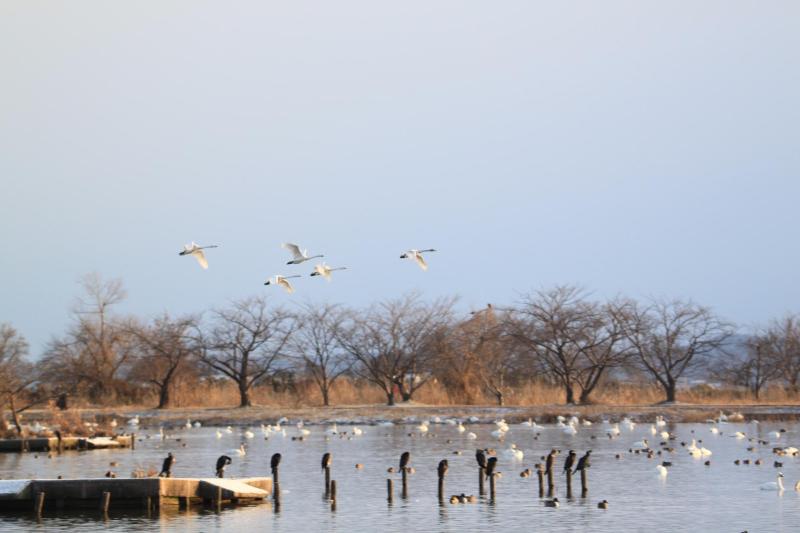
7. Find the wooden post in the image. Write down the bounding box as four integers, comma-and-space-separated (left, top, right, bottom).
537, 468, 544, 497
547, 468, 555, 496
566, 469, 573, 498
387, 478, 393, 503
273, 482, 281, 514
57, 434, 63, 454
401, 468, 408, 499
580, 469, 588, 496
489, 473, 496, 500
131, 433, 135, 450
438, 477, 444, 502
216, 486, 223, 511
100, 491, 111, 514
479, 467, 485, 495
324, 466, 331, 495
34, 491, 45, 517
330, 480, 337, 504
273, 466, 280, 485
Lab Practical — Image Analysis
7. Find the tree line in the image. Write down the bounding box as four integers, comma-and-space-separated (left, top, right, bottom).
2, 274, 800, 420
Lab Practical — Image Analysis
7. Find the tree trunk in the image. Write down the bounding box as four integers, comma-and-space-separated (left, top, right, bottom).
238, 383, 252, 408
664, 378, 677, 403
495, 390, 504, 406
579, 389, 593, 405
565, 383, 576, 405
157, 383, 170, 409
8, 395, 22, 435
322, 387, 330, 407
386, 390, 395, 406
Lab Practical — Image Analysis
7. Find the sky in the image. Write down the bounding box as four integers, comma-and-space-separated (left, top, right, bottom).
1, 1, 798, 356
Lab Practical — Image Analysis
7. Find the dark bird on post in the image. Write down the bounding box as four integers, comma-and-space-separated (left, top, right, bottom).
476, 449, 487, 469
438, 459, 449, 479
563, 450, 576, 474
574, 450, 592, 473
159, 452, 175, 478
322, 452, 332, 470
485, 457, 498, 479
271, 453, 282, 474
545, 449, 558, 475
215, 455, 232, 478
400, 451, 411, 471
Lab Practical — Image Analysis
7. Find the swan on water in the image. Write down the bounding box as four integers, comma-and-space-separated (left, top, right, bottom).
283, 243, 323, 265
230, 444, 247, 456
760, 473, 785, 491
656, 464, 668, 477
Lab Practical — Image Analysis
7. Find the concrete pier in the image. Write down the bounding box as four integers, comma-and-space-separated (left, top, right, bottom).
0, 477, 272, 511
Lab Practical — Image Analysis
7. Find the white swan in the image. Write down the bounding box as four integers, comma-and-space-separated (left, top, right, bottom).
650, 425, 657, 435
230, 444, 246, 456
310, 263, 347, 281
710, 427, 719, 435
225, 426, 233, 434
769, 431, 781, 439
127, 416, 140, 426
216, 430, 223, 439
400, 249, 436, 271
608, 424, 621, 437
504, 444, 524, 461
417, 422, 429, 433
655, 416, 667, 427
521, 419, 533, 428
185, 419, 192, 429
457, 423, 466, 433
733, 431, 746, 439
352, 427, 363, 436
581, 419, 592, 426
264, 274, 302, 294
563, 425, 577, 436
466, 432, 477, 440
632, 438, 649, 449
660, 431, 670, 440
179, 242, 218, 269
283, 243, 323, 265
491, 428, 507, 439
193, 421, 202, 428
760, 473, 785, 491
299, 428, 311, 436
656, 465, 668, 477
244, 430, 255, 439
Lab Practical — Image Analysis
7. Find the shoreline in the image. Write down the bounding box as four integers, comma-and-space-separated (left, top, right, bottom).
19, 403, 800, 428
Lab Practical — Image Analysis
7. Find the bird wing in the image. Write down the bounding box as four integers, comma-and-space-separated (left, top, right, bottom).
277, 277, 295, 294
192, 249, 209, 269
413, 252, 428, 271
283, 243, 304, 260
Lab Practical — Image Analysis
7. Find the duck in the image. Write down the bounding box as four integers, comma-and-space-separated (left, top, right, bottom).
598, 499, 609, 509
544, 498, 560, 508
760, 472, 785, 491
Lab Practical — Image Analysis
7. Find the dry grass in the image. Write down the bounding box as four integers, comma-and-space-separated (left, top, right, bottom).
55, 377, 800, 411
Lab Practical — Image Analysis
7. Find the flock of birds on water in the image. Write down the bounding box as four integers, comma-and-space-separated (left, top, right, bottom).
44, 410, 796, 514
178, 241, 437, 293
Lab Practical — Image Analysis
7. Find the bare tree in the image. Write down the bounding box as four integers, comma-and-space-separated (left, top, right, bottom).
510, 287, 628, 404
128, 314, 199, 409
618, 299, 734, 403
200, 297, 296, 408
759, 315, 800, 393
0, 324, 38, 434
291, 304, 351, 406
40, 273, 136, 402
338, 294, 454, 405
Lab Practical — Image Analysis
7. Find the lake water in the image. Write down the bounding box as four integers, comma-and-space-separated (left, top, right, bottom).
1, 418, 798, 532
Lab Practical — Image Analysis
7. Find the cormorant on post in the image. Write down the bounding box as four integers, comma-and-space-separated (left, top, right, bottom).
399, 451, 411, 471
545, 449, 558, 475
270, 453, 282, 474
321, 452, 332, 470
438, 459, 449, 479
574, 450, 592, 473
563, 450, 576, 474
159, 452, 175, 478
215, 455, 232, 478
485, 457, 498, 479
476, 449, 487, 469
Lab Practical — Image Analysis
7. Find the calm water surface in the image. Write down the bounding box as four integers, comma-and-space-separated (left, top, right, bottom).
1, 419, 798, 532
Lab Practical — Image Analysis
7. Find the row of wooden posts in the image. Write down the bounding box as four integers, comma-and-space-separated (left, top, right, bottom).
268, 451, 589, 511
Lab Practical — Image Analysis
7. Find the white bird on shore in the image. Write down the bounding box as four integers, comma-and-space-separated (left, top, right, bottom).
185, 419, 192, 429
179, 242, 219, 269
264, 275, 302, 294
310, 263, 347, 281
760, 473, 785, 491
400, 249, 436, 271
283, 243, 323, 265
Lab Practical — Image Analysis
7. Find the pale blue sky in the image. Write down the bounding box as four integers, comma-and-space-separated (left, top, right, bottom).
1, 1, 798, 355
